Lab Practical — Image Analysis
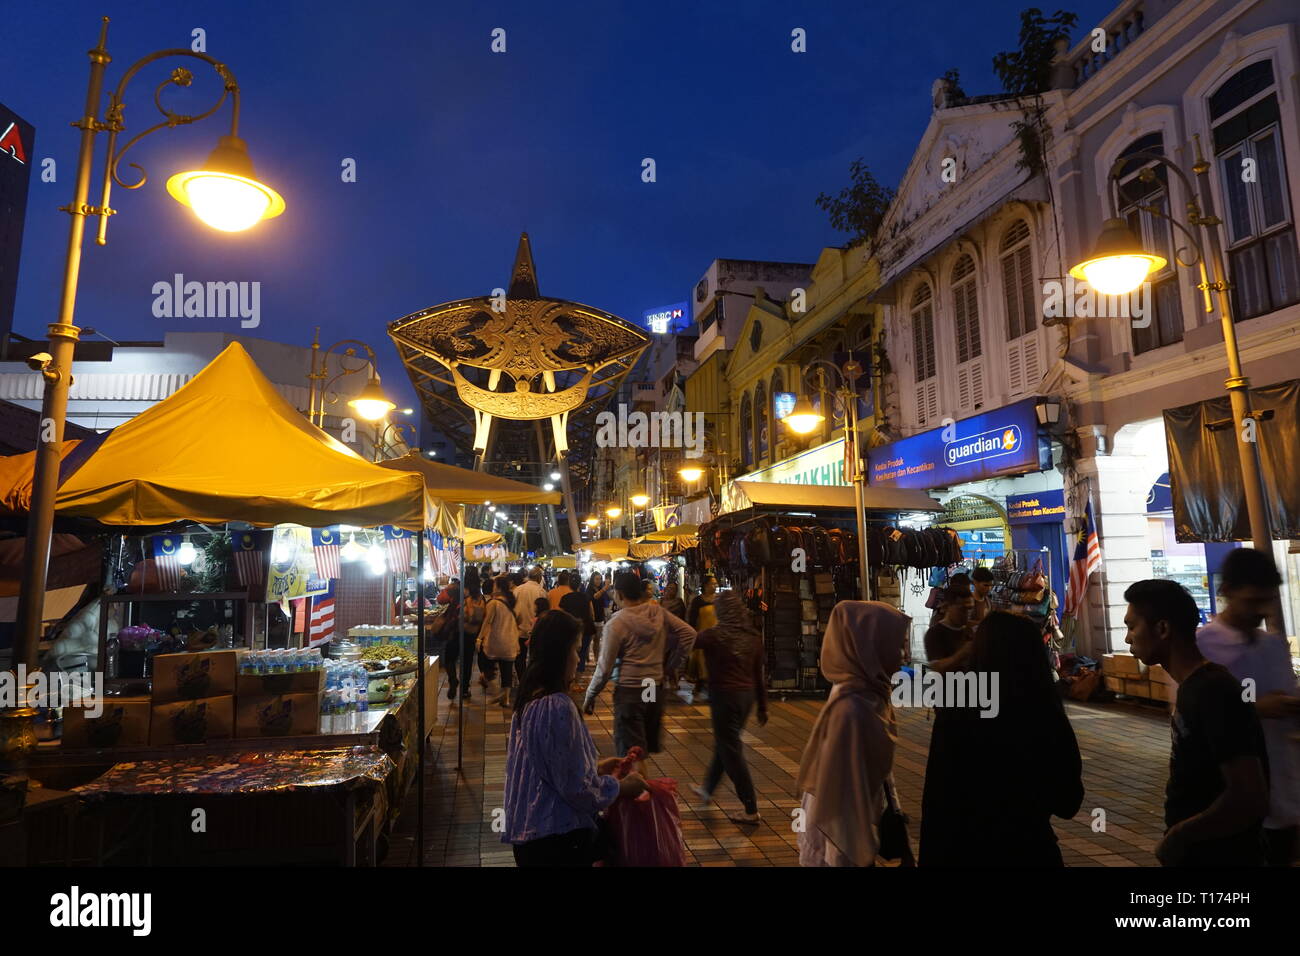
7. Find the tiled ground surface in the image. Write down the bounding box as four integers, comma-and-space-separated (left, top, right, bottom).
384, 671, 1173, 867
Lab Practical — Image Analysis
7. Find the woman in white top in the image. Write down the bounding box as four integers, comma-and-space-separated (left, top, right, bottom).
479, 576, 521, 708
796, 600, 912, 867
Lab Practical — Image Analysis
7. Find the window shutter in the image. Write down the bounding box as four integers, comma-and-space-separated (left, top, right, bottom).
1017, 246, 1037, 334
1021, 336, 1042, 392
1007, 342, 1024, 395
1255, 129, 1287, 230
1220, 147, 1253, 242
1002, 254, 1021, 340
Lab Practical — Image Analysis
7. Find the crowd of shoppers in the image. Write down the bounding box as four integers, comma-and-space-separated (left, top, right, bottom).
468, 546, 1299, 868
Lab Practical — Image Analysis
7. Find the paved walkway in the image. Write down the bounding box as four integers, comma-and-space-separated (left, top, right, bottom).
384, 672, 1173, 867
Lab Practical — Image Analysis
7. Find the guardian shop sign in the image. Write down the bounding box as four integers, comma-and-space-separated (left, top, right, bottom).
868, 398, 1048, 489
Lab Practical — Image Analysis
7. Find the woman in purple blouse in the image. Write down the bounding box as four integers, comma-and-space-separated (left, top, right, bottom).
504, 609, 647, 866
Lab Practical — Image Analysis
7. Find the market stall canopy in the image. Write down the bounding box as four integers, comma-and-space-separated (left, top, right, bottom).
462, 527, 503, 548
37, 342, 439, 531
0, 439, 103, 514
629, 541, 672, 560
642, 524, 699, 541
543, 554, 577, 569
580, 538, 629, 561
721, 480, 943, 515
377, 452, 561, 505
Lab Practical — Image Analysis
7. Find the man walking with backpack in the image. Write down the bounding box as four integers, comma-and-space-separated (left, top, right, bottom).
584, 571, 696, 761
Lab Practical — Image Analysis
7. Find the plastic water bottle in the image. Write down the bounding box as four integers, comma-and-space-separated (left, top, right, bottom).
353, 664, 369, 730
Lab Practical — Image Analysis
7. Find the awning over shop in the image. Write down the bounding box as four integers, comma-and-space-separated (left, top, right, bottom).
721, 480, 942, 514
628, 540, 672, 560
27, 342, 439, 531
377, 452, 561, 505
642, 524, 699, 540
580, 538, 629, 561
462, 527, 503, 549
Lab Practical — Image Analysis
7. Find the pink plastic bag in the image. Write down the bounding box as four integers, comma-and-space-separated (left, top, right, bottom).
605, 747, 687, 867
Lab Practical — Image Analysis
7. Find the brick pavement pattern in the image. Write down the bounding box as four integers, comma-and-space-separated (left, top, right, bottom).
384, 674, 1172, 867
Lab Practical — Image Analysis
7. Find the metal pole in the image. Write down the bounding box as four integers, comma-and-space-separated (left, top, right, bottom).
1192, 144, 1272, 553
847, 387, 871, 600
456, 539, 466, 770
416, 528, 425, 866
14, 19, 109, 671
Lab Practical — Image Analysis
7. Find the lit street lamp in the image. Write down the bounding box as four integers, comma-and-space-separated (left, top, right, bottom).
1069, 137, 1271, 552
783, 358, 871, 600
14, 18, 285, 672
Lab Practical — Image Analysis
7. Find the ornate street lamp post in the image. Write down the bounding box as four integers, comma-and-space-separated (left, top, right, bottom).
14, 18, 285, 672
1069, 137, 1271, 552
783, 358, 871, 600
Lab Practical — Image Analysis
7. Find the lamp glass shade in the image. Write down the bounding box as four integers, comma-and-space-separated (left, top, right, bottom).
348, 378, 396, 421
341, 533, 365, 562
630, 494, 650, 507
782, 396, 825, 435
166, 136, 285, 233
1068, 218, 1166, 295
585, 516, 600, 527
606, 507, 622, 519
678, 465, 704, 483
177, 537, 197, 566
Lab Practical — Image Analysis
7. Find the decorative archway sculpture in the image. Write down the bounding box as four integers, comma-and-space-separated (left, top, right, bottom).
388, 234, 651, 547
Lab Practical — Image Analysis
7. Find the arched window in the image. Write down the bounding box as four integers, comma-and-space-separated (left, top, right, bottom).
1116, 133, 1183, 353
770, 369, 785, 434
951, 254, 985, 411
910, 283, 938, 425
1209, 60, 1298, 319
740, 392, 753, 468
755, 381, 769, 462
999, 220, 1042, 396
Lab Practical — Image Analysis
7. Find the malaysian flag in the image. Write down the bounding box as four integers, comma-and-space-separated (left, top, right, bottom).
312, 527, 342, 580
308, 582, 336, 646
384, 525, 412, 575
1064, 501, 1103, 619
843, 435, 853, 484
151, 535, 182, 590
232, 530, 269, 593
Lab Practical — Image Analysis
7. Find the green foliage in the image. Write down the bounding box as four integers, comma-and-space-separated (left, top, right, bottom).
993, 8, 1078, 96
993, 7, 1078, 175
815, 158, 896, 249
941, 68, 966, 101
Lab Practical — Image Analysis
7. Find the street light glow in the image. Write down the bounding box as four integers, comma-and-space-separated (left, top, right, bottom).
678, 465, 704, 483
783, 396, 825, 435
1069, 218, 1166, 295
348, 377, 396, 421
166, 137, 285, 233
630, 493, 649, 507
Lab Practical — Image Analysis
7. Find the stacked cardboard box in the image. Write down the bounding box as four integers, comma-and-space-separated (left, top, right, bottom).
1147, 664, 1176, 703
1101, 653, 1151, 698
235, 665, 323, 738
150, 650, 237, 745
62, 697, 151, 749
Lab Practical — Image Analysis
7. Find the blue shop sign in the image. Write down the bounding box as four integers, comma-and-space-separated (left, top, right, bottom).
1006, 489, 1065, 524
868, 398, 1049, 489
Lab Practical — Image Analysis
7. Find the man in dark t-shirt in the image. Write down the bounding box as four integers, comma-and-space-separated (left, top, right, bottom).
924, 586, 974, 671
1124, 579, 1269, 866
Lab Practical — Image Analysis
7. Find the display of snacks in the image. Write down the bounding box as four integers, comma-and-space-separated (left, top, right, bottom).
346, 624, 416, 649
360, 642, 417, 671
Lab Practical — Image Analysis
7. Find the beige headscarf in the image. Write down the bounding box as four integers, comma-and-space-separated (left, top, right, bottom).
796, 600, 911, 866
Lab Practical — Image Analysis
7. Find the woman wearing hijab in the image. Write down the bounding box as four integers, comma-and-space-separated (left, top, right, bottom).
796, 601, 912, 867
919, 611, 1084, 866
688, 591, 768, 823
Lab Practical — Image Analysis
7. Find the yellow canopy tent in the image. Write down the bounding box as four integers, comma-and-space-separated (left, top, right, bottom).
642, 524, 699, 541
0, 440, 85, 515
581, 538, 629, 561
377, 452, 561, 505
463, 527, 503, 549
45, 342, 440, 531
